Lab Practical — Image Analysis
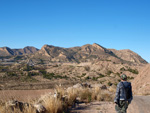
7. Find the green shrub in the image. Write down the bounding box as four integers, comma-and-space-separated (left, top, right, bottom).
127, 76, 134, 80
23, 72, 37, 82
120, 67, 126, 71
98, 73, 105, 78
81, 73, 86, 77
106, 70, 113, 76
39, 70, 46, 75
107, 81, 112, 86
7, 72, 17, 76
43, 73, 55, 79
23, 64, 34, 71
92, 77, 98, 81
84, 66, 90, 71
120, 67, 139, 74
116, 72, 120, 77
85, 76, 90, 80
28, 72, 38, 76
127, 68, 139, 74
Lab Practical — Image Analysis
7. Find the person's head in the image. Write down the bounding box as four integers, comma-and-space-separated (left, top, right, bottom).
120, 74, 127, 81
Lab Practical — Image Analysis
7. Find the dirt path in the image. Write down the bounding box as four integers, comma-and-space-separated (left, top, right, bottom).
128, 96, 150, 113
71, 96, 150, 113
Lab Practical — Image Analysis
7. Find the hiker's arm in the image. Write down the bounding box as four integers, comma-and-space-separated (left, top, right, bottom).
114, 83, 120, 104
128, 83, 133, 104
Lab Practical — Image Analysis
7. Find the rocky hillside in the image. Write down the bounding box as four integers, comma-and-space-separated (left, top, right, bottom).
110, 49, 147, 64
0, 43, 147, 90
32, 43, 147, 65
0, 43, 147, 66
0, 46, 39, 56
132, 64, 150, 95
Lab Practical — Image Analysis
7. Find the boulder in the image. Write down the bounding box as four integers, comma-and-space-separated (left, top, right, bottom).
34, 103, 46, 113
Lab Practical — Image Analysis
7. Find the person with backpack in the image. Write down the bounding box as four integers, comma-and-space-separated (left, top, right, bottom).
114, 74, 133, 113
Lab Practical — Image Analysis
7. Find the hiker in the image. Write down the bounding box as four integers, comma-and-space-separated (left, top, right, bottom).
114, 74, 133, 113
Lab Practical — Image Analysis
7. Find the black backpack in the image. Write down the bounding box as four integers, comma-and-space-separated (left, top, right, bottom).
121, 82, 131, 99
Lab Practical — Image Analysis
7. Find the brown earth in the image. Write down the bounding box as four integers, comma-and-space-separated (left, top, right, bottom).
132, 64, 150, 95
0, 89, 150, 113
0, 89, 53, 102
70, 96, 150, 113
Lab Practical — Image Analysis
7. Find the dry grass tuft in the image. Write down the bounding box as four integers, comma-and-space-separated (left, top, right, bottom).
108, 85, 116, 93
43, 96, 62, 113
0, 84, 114, 113
79, 88, 92, 103
55, 85, 66, 98
100, 91, 114, 101
91, 86, 101, 101
0, 103, 36, 113
66, 87, 78, 106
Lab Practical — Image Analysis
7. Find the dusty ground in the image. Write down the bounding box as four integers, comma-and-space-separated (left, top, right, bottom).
1, 89, 150, 113
71, 96, 150, 113
0, 89, 53, 102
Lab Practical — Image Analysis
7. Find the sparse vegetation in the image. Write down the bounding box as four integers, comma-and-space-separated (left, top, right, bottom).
85, 76, 90, 80
107, 81, 113, 86
23, 72, 38, 82
106, 70, 113, 76
7, 71, 18, 76
0, 83, 116, 113
14, 56, 24, 60
120, 67, 126, 71
81, 73, 86, 77
84, 66, 90, 71
92, 77, 98, 81
127, 68, 139, 74
127, 76, 134, 80
120, 67, 139, 74
98, 73, 105, 78
23, 64, 34, 71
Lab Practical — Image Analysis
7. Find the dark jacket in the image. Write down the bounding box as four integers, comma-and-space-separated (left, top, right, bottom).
114, 81, 133, 104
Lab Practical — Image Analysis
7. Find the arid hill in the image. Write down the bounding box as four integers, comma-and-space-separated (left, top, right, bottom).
110, 49, 147, 64
31, 43, 147, 65
0, 46, 39, 56
0, 43, 148, 90
132, 64, 150, 95
0, 43, 147, 65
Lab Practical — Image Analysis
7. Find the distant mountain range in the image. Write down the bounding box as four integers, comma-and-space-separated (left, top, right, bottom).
0, 46, 39, 56
0, 43, 147, 65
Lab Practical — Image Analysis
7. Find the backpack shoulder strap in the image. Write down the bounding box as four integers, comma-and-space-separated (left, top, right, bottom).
121, 82, 125, 88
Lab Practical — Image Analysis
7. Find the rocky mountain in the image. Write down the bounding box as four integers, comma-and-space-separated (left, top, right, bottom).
110, 49, 147, 64
0, 46, 39, 56
32, 43, 147, 65
132, 64, 150, 95
0, 43, 147, 65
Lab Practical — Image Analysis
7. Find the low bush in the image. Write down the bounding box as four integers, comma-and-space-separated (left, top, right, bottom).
120, 67, 139, 74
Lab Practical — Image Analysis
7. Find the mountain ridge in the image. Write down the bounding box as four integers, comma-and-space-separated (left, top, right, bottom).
0, 46, 39, 56
32, 43, 147, 65
0, 44, 148, 65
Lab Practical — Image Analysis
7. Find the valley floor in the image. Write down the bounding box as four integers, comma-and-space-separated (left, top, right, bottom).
0, 89, 53, 102
1, 89, 150, 113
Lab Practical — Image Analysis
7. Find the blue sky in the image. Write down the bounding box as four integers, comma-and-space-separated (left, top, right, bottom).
0, 0, 150, 62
